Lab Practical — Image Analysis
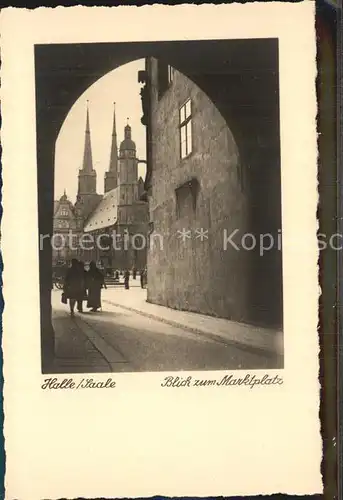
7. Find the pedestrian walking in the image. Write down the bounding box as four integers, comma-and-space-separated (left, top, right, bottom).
86, 261, 106, 312
140, 268, 145, 289
132, 267, 137, 280
77, 261, 88, 313
62, 259, 86, 317
142, 267, 148, 289
124, 269, 130, 290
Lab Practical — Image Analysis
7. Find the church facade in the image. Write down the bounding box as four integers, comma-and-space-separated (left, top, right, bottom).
52, 105, 149, 272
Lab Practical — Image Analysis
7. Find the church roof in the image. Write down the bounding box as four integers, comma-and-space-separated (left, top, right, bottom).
83, 187, 119, 233
120, 138, 136, 151
54, 191, 75, 215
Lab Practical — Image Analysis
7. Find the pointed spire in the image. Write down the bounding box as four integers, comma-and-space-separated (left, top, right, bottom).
109, 102, 118, 172
78, 102, 97, 196
81, 102, 93, 173
104, 102, 119, 193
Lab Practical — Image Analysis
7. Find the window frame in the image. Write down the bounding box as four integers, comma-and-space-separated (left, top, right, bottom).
179, 98, 193, 160
60, 208, 69, 217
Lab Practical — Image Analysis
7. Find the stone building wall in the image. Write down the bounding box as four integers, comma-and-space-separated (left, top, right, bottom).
147, 58, 251, 323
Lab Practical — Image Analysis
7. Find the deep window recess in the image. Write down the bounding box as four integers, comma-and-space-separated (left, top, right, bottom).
168, 65, 174, 84
175, 178, 199, 219
157, 61, 174, 99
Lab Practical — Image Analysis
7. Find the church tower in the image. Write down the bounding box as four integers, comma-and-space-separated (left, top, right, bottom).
77, 105, 97, 196
104, 103, 119, 193
75, 104, 100, 221
118, 120, 139, 208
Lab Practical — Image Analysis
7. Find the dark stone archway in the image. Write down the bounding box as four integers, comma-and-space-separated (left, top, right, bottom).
35, 38, 282, 372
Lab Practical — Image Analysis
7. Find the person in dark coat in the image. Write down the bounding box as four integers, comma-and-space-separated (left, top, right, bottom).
140, 268, 145, 289
132, 267, 137, 280
124, 269, 130, 290
86, 261, 106, 312
140, 267, 147, 289
76, 261, 88, 313
63, 259, 86, 316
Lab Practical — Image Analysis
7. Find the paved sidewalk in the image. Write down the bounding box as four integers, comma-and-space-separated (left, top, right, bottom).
52, 305, 110, 373
102, 288, 283, 357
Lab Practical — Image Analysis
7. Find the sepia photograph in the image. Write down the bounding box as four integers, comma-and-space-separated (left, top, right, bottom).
36, 38, 284, 374
2, 4, 322, 498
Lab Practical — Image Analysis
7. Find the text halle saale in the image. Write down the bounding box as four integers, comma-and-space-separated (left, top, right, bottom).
41, 378, 116, 390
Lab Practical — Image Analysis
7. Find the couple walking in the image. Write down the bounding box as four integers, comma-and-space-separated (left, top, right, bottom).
62, 259, 106, 316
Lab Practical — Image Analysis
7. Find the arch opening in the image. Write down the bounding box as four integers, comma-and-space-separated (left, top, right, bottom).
35, 39, 283, 373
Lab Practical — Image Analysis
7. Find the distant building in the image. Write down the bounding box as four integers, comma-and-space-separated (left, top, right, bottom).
52, 104, 149, 271
52, 190, 80, 264
142, 58, 252, 324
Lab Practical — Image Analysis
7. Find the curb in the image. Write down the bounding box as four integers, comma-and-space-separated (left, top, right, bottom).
74, 315, 131, 371
103, 299, 280, 359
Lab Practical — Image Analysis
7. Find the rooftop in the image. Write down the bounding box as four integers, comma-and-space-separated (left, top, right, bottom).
83, 188, 119, 233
